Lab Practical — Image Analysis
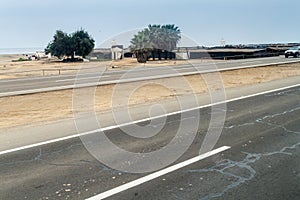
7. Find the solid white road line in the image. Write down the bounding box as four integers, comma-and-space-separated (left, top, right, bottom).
0, 83, 299, 156
86, 146, 231, 200
0, 69, 111, 83
211, 59, 300, 72
241, 61, 261, 64
55, 75, 110, 82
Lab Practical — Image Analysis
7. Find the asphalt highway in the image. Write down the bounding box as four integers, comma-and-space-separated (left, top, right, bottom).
1, 56, 300, 97
1, 85, 299, 200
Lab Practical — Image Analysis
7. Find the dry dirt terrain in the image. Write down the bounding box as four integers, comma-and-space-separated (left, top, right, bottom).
0, 63, 300, 129
0, 54, 106, 79
0, 56, 217, 79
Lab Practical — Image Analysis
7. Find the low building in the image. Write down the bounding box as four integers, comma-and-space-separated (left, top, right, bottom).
111, 45, 124, 60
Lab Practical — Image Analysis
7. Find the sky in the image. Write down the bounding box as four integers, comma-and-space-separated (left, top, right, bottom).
0, 0, 299, 48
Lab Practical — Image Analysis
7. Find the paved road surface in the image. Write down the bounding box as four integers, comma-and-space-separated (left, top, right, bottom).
1, 56, 300, 96
1, 85, 299, 200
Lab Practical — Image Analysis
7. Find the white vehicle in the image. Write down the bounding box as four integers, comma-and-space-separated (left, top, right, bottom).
285, 46, 300, 58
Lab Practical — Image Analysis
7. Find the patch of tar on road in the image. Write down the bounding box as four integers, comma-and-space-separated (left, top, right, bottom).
0, 141, 127, 200
186, 142, 300, 200
264, 87, 300, 97
184, 103, 300, 200
211, 89, 300, 134
0, 148, 44, 167
223, 122, 255, 129
147, 116, 196, 128
0, 141, 120, 174
255, 106, 300, 135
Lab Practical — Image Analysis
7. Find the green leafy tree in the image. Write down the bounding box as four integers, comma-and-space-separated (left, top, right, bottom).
45, 29, 95, 60
70, 29, 95, 58
45, 30, 71, 59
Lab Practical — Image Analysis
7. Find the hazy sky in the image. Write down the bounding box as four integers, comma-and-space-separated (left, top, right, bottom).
0, 0, 299, 48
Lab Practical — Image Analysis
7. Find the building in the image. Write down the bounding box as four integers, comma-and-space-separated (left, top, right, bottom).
111, 45, 124, 60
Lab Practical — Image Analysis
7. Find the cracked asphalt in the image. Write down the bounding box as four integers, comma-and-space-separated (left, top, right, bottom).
1, 86, 300, 200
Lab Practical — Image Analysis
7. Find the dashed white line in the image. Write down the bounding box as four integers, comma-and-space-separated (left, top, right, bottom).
86, 146, 231, 200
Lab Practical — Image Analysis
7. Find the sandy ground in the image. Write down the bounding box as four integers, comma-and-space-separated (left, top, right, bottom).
108, 58, 218, 70
0, 54, 108, 78
0, 56, 216, 79
0, 63, 300, 129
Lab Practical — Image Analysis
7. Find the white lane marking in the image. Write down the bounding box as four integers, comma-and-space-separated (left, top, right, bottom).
86, 146, 230, 200
0, 72, 97, 83
0, 83, 299, 156
211, 60, 300, 72
241, 61, 261, 64
55, 75, 110, 82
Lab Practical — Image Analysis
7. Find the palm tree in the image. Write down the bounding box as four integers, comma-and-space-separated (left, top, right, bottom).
130, 29, 152, 63
160, 24, 181, 59
150, 24, 181, 60
130, 24, 181, 62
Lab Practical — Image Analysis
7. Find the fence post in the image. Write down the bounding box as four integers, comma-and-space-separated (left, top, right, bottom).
42, 69, 44, 76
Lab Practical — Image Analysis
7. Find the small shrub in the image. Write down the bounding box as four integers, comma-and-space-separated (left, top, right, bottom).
12, 58, 30, 62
